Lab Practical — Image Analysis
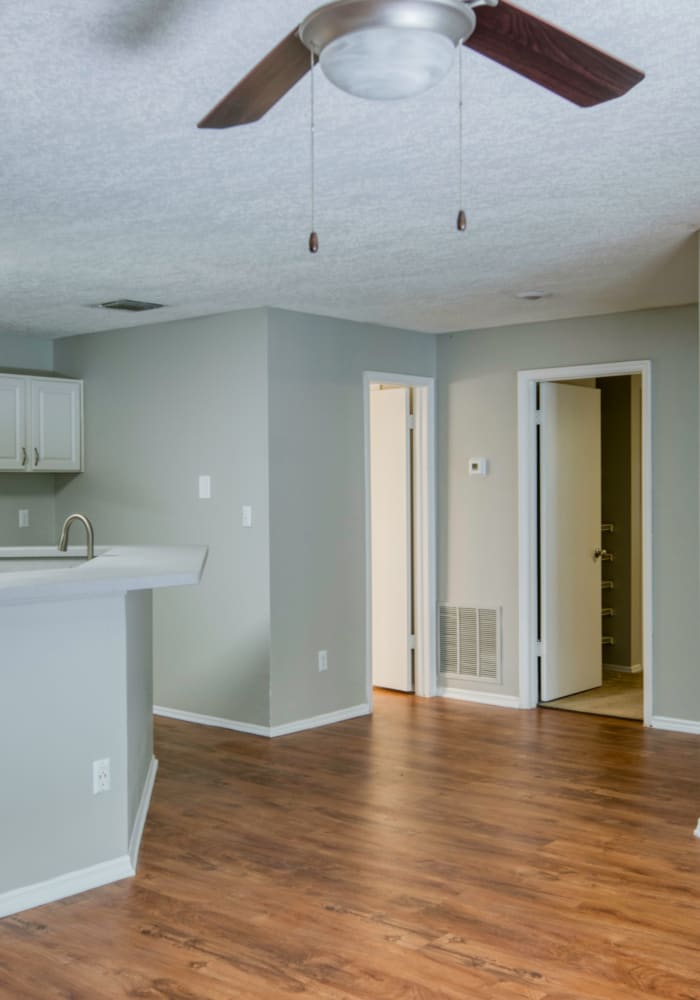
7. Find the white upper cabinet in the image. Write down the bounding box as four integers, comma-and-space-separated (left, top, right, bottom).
30, 379, 82, 471
0, 376, 28, 470
0, 374, 83, 473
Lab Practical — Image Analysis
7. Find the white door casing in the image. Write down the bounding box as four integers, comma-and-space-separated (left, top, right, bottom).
539, 382, 602, 701
369, 385, 413, 692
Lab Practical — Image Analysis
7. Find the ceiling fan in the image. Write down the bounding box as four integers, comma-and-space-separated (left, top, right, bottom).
197, 0, 645, 129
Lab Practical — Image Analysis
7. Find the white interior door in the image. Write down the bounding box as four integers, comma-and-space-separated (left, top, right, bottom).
370, 385, 413, 691
539, 382, 602, 701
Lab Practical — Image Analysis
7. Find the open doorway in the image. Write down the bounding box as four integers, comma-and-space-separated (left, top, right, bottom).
517, 361, 653, 725
537, 375, 643, 720
363, 372, 437, 705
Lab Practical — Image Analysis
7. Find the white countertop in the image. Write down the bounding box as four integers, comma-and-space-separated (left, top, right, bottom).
0, 545, 208, 603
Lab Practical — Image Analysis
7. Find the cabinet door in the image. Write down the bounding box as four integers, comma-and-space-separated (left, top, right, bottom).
0, 376, 28, 470
31, 379, 82, 472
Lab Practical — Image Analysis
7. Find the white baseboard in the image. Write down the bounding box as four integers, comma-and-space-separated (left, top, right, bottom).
0, 757, 159, 920
153, 705, 270, 737
604, 663, 643, 674
438, 687, 521, 709
129, 756, 158, 870
0, 855, 134, 920
269, 703, 370, 736
650, 715, 700, 735
154, 703, 371, 738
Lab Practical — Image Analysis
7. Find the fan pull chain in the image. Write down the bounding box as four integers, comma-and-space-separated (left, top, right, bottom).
456, 48, 467, 233
308, 51, 319, 253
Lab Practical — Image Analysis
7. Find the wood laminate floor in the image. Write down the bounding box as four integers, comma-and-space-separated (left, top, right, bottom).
1, 692, 699, 999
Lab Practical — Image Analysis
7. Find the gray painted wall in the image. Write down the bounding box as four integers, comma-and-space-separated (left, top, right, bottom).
53, 310, 271, 726
438, 305, 699, 721
126, 590, 153, 833
50, 307, 435, 731
0, 594, 128, 892
0, 475, 57, 546
267, 309, 436, 727
9, 303, 696, 730
0, 334, 57, 545
0, 334, 53, 373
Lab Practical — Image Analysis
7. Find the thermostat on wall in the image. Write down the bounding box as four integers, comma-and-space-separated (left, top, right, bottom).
469, 457, 488, 476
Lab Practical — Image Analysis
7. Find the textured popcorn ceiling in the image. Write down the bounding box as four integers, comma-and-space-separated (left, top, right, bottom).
1, 0, 699, 338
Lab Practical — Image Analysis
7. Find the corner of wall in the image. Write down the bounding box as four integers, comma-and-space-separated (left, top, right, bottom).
265, 309, 436, 730
52, 310, 276, 730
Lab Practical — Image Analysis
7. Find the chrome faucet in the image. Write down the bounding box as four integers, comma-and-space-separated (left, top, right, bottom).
58, 513, 95, 560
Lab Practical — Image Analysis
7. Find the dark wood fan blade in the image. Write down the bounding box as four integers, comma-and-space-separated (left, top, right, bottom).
464, 1, 644, 107
198, 28, 310, 128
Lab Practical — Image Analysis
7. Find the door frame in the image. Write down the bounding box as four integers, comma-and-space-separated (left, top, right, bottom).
517, 360, 653, 725
363, 372, 437, 706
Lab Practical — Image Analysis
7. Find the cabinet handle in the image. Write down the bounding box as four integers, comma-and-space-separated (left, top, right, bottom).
21, 446, 27, 467
34, 448, 39, 467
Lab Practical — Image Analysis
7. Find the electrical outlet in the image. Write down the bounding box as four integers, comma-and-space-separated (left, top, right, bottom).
18, 509, 29, 528
92, 758, 111, 795
318, 649, 328, 673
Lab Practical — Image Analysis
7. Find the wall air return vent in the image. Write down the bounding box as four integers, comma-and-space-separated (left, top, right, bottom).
439, 605, 501, 683
94, 299, 165, 312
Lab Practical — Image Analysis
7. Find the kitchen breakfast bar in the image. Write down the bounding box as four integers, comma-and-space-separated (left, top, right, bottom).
0, 544, 207, 917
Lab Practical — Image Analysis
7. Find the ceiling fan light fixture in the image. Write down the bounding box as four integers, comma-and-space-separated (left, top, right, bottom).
320, 26, 455, 100
300, 0, 475, 100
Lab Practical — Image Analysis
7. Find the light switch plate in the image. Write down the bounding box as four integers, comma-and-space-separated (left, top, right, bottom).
242, 505, 252, 528
198, 475, 211, 499
469, 457, 488, 476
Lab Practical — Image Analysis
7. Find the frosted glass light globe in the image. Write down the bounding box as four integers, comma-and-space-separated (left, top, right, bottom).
319, 26, 457, 100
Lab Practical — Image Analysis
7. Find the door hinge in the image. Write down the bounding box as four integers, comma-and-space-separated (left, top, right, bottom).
409, 634, 416, 650
407, 414, 415, 430
536, 640, 543, 656
535, 410, 543, 426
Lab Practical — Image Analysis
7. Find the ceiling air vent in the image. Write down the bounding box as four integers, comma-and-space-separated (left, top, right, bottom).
95, 299, 165, 312
439, 605, 501, 683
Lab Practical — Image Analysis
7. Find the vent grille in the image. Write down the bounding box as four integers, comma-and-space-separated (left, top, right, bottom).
439, 606, 458, 673
95, 299, 165, 312
439, 605, 501, 683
